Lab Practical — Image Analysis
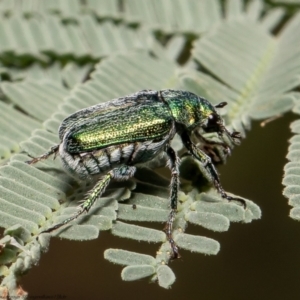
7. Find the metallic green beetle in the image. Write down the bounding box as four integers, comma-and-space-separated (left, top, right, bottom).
27, 89, 244, 259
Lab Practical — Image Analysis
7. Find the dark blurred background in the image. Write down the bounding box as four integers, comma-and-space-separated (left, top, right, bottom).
22, 112, 300, 300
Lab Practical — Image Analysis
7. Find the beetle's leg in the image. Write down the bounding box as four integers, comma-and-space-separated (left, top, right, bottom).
41, 165, 136, 234
194, 130, 228, 148
194, 131, 232, 160
181, 132, 246, 208
41, 172, 112, 233
164, 147, 180, 259
26, 145, 60, 165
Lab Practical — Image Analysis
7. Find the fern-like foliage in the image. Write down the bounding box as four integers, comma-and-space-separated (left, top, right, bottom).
282, 99, 300, 219
183, 14, 300, 135
0, 0, 299, 298
0, 52, 260, 295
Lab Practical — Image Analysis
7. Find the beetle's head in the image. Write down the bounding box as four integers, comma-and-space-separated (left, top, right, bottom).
193, 101, 242, 162
201, 102, 241, 146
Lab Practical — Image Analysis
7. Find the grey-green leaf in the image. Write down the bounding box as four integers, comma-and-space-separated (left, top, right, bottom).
121, 265, 156, 281
104, 249, 156, 266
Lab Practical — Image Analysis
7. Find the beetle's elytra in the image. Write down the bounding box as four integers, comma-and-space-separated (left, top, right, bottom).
27, 89, 245, 259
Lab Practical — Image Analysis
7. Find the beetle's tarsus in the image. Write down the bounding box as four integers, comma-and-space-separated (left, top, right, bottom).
215, 180, 247, 208
225, 195, 247, 209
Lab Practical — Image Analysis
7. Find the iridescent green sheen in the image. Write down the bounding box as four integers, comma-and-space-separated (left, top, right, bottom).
67, 100, 172, 153
161, 90, 216, 130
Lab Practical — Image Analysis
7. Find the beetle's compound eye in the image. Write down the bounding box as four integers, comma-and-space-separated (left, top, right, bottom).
203, 113, 222, 133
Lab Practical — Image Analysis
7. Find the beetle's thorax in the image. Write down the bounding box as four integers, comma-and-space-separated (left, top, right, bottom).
160, 90, 215, 131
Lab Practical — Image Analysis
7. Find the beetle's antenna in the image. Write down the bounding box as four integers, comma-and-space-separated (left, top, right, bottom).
215, 102, 227, 109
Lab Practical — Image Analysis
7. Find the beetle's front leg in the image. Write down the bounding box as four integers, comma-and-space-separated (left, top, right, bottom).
181, 132, 246, 208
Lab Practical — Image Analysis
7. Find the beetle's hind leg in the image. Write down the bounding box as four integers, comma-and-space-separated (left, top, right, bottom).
26, 145, 60, 165
164, 147, 181, 259
41, 165, 136, 234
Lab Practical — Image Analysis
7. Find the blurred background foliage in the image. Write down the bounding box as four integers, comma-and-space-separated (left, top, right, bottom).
0, 0, 300, 299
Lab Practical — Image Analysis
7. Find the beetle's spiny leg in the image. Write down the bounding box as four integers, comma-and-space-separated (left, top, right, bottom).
80, 172, 112, 212
40, 165, 136, 234
41, 172, 112, 234
181, 132, 247, 209
26, 145, 60, 165
213, 179, 246, 208
164, 147, 181, 260
204, 159, 246, 208
201, 155, 246, 208
164, 209, 179, 259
